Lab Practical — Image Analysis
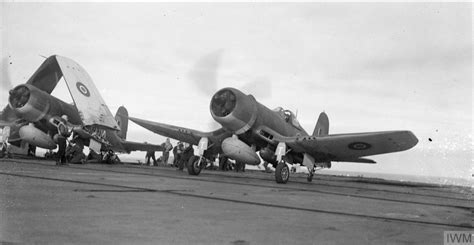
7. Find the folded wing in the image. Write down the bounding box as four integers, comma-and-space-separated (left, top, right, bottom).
20, 55, 118, 130
26, 56, 63, 94
55, 56, 118, 130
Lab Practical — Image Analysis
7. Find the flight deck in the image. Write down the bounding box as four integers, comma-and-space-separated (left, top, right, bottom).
0, 159, 472, 244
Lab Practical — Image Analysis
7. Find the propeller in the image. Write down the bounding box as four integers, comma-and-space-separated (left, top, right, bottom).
188, 50, 272, 99
0, 55, 20, 125
188, 50, 273, 131
188, 50, 223, 96
240, 76, 271, 99
1, 56, 13, 92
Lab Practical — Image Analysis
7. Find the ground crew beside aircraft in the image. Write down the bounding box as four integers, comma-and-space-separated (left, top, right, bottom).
173, 142, 184, 168
162, 138, 173, 165
178, 143, 194, 171
54, 115, 71, 165
145, 150, 157, 166
66, 135, 86, 164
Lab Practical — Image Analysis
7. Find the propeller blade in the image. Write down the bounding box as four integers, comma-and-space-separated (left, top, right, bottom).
240, 77, 271, 99
1, 56, 13, 91
188, 50, 223, 96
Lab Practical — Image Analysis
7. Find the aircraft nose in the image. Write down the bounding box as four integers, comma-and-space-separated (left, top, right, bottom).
9, 85, 31, 109
210, 88, 237, 117
210, 87, 258, 134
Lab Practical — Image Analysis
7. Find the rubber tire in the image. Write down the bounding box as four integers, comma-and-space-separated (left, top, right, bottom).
187, 155, 202, 176
307, 173, 313, 182
275, 162, 290, 184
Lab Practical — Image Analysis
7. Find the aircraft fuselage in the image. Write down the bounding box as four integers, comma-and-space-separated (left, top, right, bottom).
7, 83, 126, 152
210, 87, 308, 164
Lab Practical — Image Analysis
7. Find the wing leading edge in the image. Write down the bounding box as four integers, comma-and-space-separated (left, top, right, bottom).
129, 116, 231, 148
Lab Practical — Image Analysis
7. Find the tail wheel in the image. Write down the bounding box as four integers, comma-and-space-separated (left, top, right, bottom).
187, 155, 202, 175
275, 161, 290, 184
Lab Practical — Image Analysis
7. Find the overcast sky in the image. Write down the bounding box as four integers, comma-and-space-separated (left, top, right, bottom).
1, 3, 472, 183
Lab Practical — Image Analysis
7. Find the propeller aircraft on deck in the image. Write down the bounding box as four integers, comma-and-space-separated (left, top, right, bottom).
130, 87, 418, 183
0, 55, 162, 157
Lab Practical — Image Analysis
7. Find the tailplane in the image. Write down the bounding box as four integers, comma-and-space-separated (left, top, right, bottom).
115, 106, 129, 140
312, 112, 329, 136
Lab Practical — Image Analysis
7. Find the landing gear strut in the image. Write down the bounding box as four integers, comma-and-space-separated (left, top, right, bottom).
307, 165, 321, 182
307, 171, 314, 182
275, 161, 290, 184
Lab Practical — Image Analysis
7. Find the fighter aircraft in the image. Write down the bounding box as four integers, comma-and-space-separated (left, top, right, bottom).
130, 87, 418, 183
0, 55, 162, 157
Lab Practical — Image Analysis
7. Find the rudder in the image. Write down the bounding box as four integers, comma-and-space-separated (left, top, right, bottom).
312, 112, 329, 136
115, 106, 129, 140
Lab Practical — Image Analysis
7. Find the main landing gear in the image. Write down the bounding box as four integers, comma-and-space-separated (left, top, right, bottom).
187, 155, 205, 175
275, 161, 290, 184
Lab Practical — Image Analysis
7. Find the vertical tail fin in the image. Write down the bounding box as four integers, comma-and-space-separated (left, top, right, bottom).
312, 112, 329, 136
115, 106, 129, 140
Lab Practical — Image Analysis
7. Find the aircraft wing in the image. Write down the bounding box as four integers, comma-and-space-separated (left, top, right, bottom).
120, 141, 164, 153
276, 131, 418, 163
129, 116, 231, 147
54, 56, 119, 130
26, 56, 63, 94
0, 107, 23, 142
23, 55, 118, 130
0, 106, 19, 127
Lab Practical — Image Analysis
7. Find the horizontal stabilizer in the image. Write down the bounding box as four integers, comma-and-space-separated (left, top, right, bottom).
121, 141, 163, 153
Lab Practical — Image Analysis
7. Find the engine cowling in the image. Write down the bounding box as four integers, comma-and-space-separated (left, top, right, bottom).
221, 137, 260, 165
8, 84, 82, 126
210, 88, 258, 134
9, 84, 51, 122
19, 123, 57, 149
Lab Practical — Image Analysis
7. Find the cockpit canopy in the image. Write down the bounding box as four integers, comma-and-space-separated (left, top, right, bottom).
272, 107, 302, 129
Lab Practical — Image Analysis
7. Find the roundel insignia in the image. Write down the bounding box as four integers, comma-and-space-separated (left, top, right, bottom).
348, 142, 371, 150
76, 82, 90, 97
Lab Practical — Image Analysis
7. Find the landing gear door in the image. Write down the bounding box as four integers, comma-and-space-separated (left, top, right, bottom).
275, 142, 286, 162
303, 153, 315, 173
197, 137, 209, 156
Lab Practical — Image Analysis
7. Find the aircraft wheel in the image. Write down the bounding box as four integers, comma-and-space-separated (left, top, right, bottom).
307, 173, 313, 182
187, 156, 202, 176
275, 161, 289, 184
